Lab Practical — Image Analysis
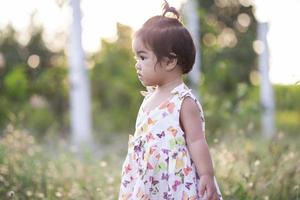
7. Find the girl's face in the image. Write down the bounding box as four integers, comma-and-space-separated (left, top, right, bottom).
132, 37, 165, 87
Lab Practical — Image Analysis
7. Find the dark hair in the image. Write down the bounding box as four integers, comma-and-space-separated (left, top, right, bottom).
134, 1, 196, 74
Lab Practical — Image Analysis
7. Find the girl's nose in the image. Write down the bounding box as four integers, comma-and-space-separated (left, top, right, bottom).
135, 62, 141, 70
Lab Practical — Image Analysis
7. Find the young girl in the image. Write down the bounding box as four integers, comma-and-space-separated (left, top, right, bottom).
119, 2, 222, 200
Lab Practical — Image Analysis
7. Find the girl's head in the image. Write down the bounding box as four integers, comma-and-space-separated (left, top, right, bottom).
134, 1, 196, 74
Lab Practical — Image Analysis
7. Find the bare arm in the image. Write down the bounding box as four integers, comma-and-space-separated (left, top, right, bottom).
180, 97, 214, 176
180, 97, 219, 200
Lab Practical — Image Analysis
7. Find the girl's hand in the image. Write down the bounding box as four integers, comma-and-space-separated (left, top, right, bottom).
199, 174, 221, 200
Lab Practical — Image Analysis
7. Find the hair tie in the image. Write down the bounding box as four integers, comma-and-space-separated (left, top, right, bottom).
162, 0, 180, 19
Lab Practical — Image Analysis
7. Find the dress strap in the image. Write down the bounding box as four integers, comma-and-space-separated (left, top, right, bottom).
172, 83, 205, 132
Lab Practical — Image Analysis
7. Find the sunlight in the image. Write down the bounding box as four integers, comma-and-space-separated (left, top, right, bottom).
80, 0, 186, 52
0, 0, 299, 84
27, 54, 40, 69
267, 1, 300, 84
254, 0, 300, 84
0, 0, 186, 52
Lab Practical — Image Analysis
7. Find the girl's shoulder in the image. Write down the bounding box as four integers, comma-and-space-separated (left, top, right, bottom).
173, 83, 205, 124
170, 83, 196, 102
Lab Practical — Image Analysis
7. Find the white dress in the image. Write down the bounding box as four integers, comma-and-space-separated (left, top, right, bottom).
119, 83, 222, 200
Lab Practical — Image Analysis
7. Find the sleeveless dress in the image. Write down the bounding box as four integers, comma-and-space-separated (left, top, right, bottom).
119, 83, 222, 200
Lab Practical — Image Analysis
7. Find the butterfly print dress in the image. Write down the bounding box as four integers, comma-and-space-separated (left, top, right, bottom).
119, 83, 222, 200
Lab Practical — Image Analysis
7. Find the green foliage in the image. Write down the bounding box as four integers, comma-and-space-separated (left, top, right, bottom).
0, 2, 298, 200
90, 23, 143, 134
0, 3, 299, 142
3, 66, 29, 101
0, 128, 298, 200
0, 128, 121, 199
274, 85, 300, 135
196, 0, 258, 134
202, 84, 260, 137
33, 66, 69, 132
0, 23, 143, 138
0, 25, 25, 69
203, 84, 300, 137
213, 133, 300, 200
23, 104, 57, 137
274, 85, 300, 110
199, 0, 257, 90
0, 24, 68, 137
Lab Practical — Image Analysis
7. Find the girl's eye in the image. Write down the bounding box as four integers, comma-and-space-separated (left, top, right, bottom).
134, 54, 147, 62
134, 55, 146, 61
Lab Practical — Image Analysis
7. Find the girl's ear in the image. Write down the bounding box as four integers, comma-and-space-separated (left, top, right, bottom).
164, 56, 178, 71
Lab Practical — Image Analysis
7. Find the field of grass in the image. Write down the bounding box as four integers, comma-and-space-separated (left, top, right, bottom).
0, 126, 299, 200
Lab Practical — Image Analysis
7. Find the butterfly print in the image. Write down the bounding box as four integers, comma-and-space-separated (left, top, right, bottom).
146, 132, 155, 142
161, 148, 169, 154
149, 146, 156, 154
162, 112, 168, 118
147, 162, 154, 170
172, 152, 178, 159
119, 83, 222, 199
154, 162, 167, 173
147, 118, 156, 125
185, 182, 193, 190
167, 126, 178, 137
172, 180, 181, 191
159, 101, 175, 113
156, 131, 165, 138
149, 176, 159, 185
124, 164, 132, 173
183, 166, 193, 176
121, 193, 132, 200
161, 173, 169, 181
155, 154, 161, 160
122, 180, 130, 187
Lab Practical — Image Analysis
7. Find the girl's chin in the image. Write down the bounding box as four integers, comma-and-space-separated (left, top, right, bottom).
138, 78, 145, 86
140, 80, 151, 87
138, 77, 155, 87
141, 81, 148, 87
138, 77, 146, 86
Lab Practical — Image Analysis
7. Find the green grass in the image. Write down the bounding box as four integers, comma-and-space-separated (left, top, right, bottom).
0, 127, 299, 200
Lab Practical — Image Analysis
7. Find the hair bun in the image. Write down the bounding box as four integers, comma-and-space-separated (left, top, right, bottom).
162, 0, 180, 19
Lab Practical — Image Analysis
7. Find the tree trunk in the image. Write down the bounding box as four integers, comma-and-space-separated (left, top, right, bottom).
185, 0, 201, 100
69, 0, 92, 148
258, 22, 275, 138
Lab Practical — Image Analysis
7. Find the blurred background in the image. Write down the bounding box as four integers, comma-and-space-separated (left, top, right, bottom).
0, 0, 299, 199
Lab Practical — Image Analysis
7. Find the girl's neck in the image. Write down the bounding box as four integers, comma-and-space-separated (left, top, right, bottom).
156, 77, 183, 93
